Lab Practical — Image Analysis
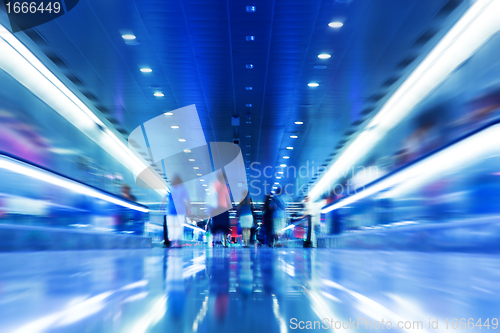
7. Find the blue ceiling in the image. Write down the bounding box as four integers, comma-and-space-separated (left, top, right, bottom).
25, 0, 464, 200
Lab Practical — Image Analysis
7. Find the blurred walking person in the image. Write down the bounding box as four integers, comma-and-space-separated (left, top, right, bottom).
237, 193, 254, 247
271, 188, 287, 246
166, 174, 191, 248
262, 194, 274, 247
209, 172, 232, 247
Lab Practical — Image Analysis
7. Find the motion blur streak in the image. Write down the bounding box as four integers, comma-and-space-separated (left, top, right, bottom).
12, 292, 113, 333
322, 123, 500, 213
0, 154, 148, 212
310, 0, 500, 200
0, 23, 162, 192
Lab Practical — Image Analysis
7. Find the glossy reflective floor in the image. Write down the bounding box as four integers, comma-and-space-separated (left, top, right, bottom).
1, 248, 499, 333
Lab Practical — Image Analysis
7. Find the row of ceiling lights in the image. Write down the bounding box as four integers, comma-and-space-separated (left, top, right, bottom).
272, 19, 343, 193
120, 34, 211, 193
121, 12, 343, 195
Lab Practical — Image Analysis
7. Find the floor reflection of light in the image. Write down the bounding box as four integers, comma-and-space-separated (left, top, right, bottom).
121, 292, 149, 304
321, 291, 343, 303
272, 295, 288, 333
279, 259, 295, 277
120, 280, 149, 291
192, 296, 209, 332
183, 263, 206, 279
302, 287, 339, 332
128, 295, 167, 333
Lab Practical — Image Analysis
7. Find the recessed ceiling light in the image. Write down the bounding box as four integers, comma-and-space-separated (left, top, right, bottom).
121, 34, 136, 40
286, 147, 293, 150
196, 173, 202, 176
246, 36, 255, 41
203, 184, 207, 187
178, 138, 186, 142
183, 149, 191, 153
295, 121, 303, 125
276, 177, 282, 179
283, 156, 290, 159
328, 22, 344, 28
246, 5, 256, 12
274, 182, 279, 184
200, 179, 205, 182
245, 86, 253, 90
246, 104, 252, 107
154, 92, 164, 97
171, 125, 179, 129
246, 64, 254, 69
278, 171, 284, 174
308, 83, 319, 87
165, 112, 174, 116
280, 164, 287, 167
290, 135, 298, 139
193, 167, 199, 169
189, 159, 195, 161
140, 68, 152, 73
318, 54, 331, 59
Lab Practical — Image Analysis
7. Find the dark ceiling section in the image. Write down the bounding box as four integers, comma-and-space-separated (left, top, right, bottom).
27, 0, 464, 199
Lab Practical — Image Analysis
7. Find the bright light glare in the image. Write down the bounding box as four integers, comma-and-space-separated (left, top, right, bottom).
308, 82, 319, 87
290, 135, 298, 139
295, 121, 304, 125
0, 24, 166, 197
283, 156, 290, 159
318, 54, 331, 59
171, 125, 179, 129
310, 0, 500, 201
286, 147, 293, 150
328, 22, 343, 28
122, 34, 136, 40
140, 68, 152, 73
154, 92, 164, 97
321, 124, 500, 213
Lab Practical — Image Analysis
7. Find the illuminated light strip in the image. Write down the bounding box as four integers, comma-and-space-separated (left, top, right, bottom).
0, 154, 149, 213
321, 123, 500, 214
310, 0, 500, 201
0, 24, 167, 195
